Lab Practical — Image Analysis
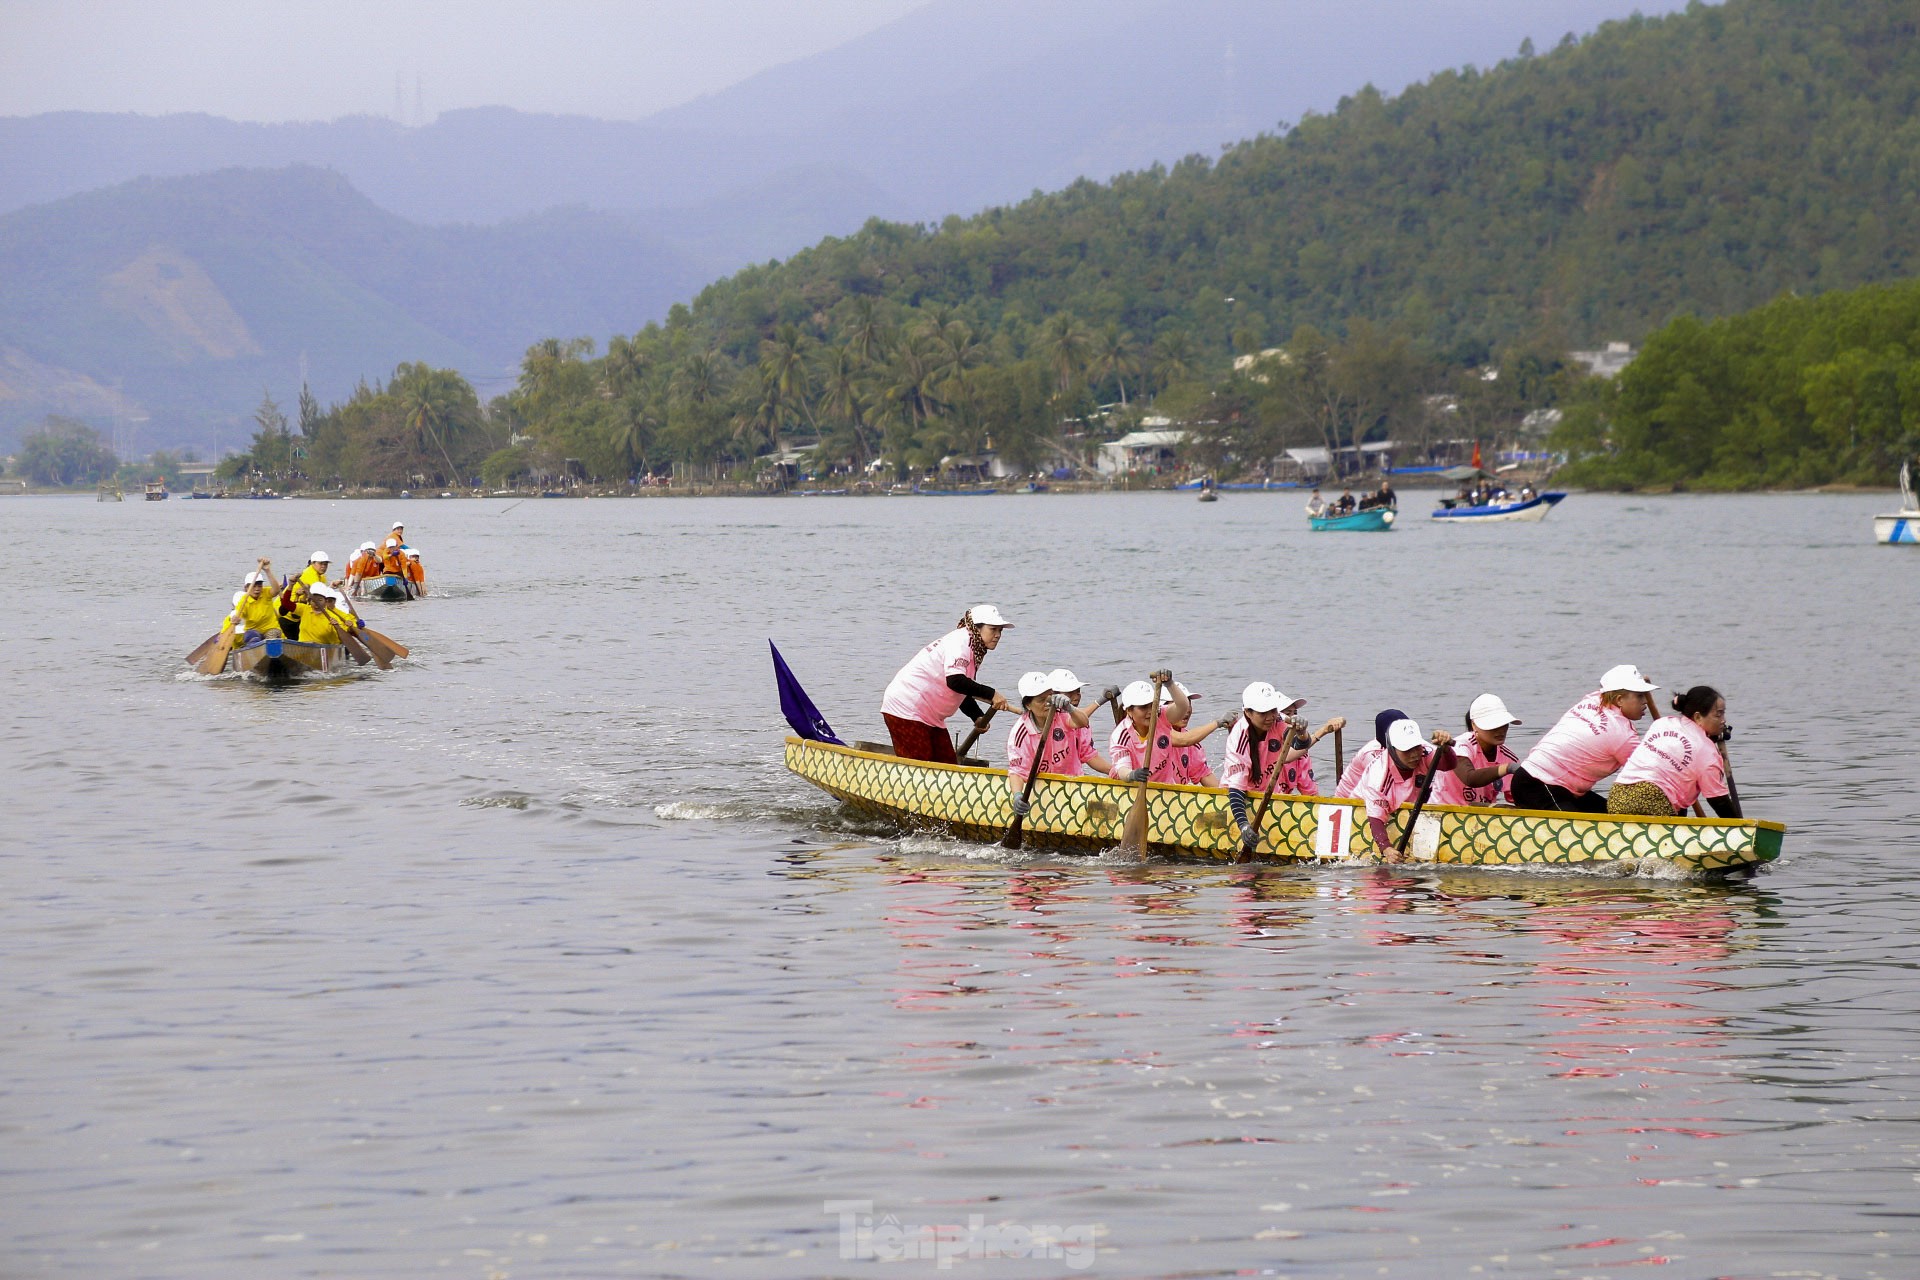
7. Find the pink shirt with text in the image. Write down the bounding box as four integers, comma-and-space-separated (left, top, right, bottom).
1615, 715, 1729, 812
1351, 749, 1427, 825
1520, 692, 1641, 794
1007, 710, 1094, 780
881, 628, 978, 726
1454, 737, 1520, 806
1220, 717, 1291, 792
1108, 713, 1183, 783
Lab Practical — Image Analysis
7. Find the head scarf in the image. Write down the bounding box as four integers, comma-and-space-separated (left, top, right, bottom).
1374, 708, 1407, 746
956, 609, 990, 667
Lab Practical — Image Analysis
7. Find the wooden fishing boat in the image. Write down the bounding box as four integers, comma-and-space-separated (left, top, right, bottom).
1309, 507, 1395, 531
1432, 492, 1567, 523
784, 738, 1784, 876
914, 485, 999, 497
1873, 460, 1918, 544
362, 573, 412, 602
230, 636, 347, 680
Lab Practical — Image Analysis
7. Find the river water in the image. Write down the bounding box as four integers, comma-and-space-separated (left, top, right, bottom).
3, 490, 1916, 1279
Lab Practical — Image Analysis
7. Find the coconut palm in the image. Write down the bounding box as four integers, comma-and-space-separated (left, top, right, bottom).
1037, 312, 1092, 399
1151, 330, 1197, 391
844, 297, 891, 370
1091, 323, 1139, 407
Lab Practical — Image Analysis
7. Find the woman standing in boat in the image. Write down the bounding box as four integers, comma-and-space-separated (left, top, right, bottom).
881, 605, 1015, 763
1608, 686, 1740, 819
1509, 665, 1658, 813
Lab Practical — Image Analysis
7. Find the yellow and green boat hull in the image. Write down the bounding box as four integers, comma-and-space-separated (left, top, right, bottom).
784, 738, 1784, 875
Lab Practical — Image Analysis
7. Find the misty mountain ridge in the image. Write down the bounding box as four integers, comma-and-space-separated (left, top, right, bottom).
0, 0, 1698, 453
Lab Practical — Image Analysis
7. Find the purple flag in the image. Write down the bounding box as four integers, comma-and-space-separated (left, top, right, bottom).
771, 640, 844, 745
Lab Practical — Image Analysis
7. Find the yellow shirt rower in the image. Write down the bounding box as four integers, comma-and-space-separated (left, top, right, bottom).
224, 561, 284, 638
293, 587, 356, 644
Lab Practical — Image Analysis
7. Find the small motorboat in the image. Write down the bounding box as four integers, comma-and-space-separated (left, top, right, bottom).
1433, 492, 1568, 523
1310, 507, 1394, 531
229, 636, 347, 680
1873, 461, 1918, 544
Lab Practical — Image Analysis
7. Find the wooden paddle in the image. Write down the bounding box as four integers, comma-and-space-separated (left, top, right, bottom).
199, 627, 237, 675
319, 604, 385, 668
184, 630, 224, 665
1333, 726, 1345, 778
1717, 728, 1742, 816
1393, 740, 1447, 859
955, 708, 997, 761
354, 625, 408, 659
1000, 700, 1059, 850
1236, 712, 1299, 863
1118, 676, 1166, 855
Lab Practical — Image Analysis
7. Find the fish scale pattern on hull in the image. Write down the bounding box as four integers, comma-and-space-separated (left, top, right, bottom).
785, 739, 1783, 874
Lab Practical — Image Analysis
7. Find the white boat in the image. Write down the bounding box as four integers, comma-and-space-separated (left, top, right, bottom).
1873, 461, 1919, 545
1432, 492, 1566, 523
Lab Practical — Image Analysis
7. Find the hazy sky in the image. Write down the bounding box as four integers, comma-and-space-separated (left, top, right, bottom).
0, 0, 927, 122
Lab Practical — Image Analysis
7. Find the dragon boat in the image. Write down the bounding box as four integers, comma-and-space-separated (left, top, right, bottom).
230, 636, 347, 680
361, 573, 413, 601
784, 738, 1783, 876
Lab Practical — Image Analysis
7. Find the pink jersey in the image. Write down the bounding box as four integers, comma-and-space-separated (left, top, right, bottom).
1616, 715, 1729, 812
1108, 713, 1183, 784
1007, 709, 1094, 779
1335, 739, 1385, 797
881, 628, 978, 726
1453, 736, 1520, 806
1351, 749, 1428, 824
1276, 747, 1318, 795
1220, 717, 1292, 792
1169, 739, 1213, 786
1521, 692, 1641, 794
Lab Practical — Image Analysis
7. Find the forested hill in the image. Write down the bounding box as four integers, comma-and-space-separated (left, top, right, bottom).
675, 0, 1920, 365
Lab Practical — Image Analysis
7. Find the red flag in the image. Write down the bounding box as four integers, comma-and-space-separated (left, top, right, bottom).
1471, 440, 1482, 470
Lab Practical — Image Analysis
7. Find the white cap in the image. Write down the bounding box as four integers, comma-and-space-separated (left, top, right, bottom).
232, 591, 244, 605
386, 538, 400, 548
1241, 681, 1285, 713
1046, 668, 1084, 693
244, 571, 266, 585
1160, 680, 1200, 705
1600, 664, 1659, 693
1468, 693, 1521, 730
309, 550, 330, 562
406, 548, 420, 558
310, 584, 336, 600
1017, 671, 1052, 699
360, 542, 377, 551
391, 521, 405, 529
1120, 679, 1157, 709
1386, 718, 1427, 752
969, 604, 1012, 627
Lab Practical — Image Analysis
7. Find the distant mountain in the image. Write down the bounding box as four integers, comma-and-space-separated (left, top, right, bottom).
0, 167, 707, 454
0, 2, 1689, 253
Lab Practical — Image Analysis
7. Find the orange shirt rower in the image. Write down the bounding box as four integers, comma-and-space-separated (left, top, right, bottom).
403, 548, 427, 595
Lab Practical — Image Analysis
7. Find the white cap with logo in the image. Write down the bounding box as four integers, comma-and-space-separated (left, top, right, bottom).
969, 604, 1012, 627
1600, 664, 1659, 693
1468, 693, 1521, 730
1046, 668, 1084, 693
1120, 680, 1158, 709
1017, 671, 1052, 700
1386, 718, 1427, 752
1242, 681, 1303, 714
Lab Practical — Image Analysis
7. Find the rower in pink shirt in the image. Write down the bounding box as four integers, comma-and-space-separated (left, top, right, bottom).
880, 605, 1016, 763
1221, 682, 1319, 856
1108, 674, 1227, 783
1609, 685, 1740, 819
1005, 672, 1111, 788
1046, 668, 1121, 765
1159, 682, 1230, 786
1510, 665, 1658, 813
1335, 708, 1409, 797
1441, 693, 1525, 807
1351, 717, 1458, 858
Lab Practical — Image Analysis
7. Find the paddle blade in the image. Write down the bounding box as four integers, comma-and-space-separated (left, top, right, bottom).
184, 631, 222, 665
1000, 815, 1026, 850
360, 627, 408, 658
770, 640, 844, 744
199, 632, 235, 675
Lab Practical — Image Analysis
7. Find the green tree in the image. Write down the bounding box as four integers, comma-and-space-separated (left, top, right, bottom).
17, 417, 117, 486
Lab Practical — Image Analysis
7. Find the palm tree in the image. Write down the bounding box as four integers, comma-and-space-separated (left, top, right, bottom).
1038, 312, 1092, 399
760, 322, 815, 437
392, 362, 479, 483
602, 334, 644, 400
1091, 323, 1139, 407
844, 297, 891, 370
816, 343, 874, 465
1151, 330, 1197, 391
